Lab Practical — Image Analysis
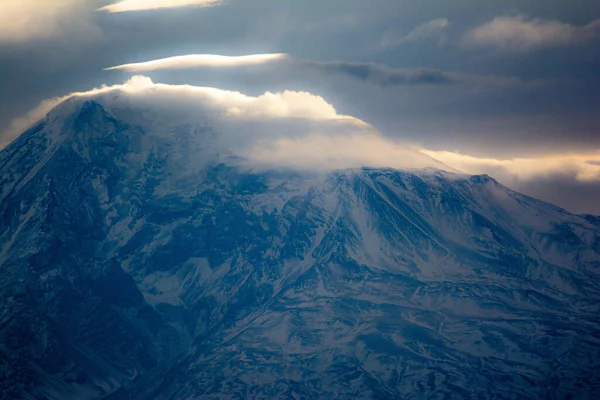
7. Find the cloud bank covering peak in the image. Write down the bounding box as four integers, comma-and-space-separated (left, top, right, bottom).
3, 76, 446, 172
4, 75, 600, 212
4, 75, 360, 140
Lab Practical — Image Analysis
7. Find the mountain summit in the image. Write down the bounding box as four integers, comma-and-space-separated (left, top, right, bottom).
1, 96, 599, 399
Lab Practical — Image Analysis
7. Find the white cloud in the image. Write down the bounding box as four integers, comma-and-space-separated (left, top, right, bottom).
2, 76, 447, 172
420, 149, 600, 183
1, 97, 69, 148
6, 75, 359, 123
7, 75, 599, 208
0, 0, 93, 43
105, 54, 289, 71
464, 15, 600, 51
381, 18, 450, 48
244, 133, 444, 171
98, 0, 222, 13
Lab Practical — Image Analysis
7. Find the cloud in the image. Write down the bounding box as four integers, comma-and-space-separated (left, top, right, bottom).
105, 54, 455, 86
2, 75, 362, 147
243, 133, 445, 172
97, 0, 222, 13
0, 0, 93, 43
2, 76, 447, 172
5, 76, 598, 213
381, 18, 450, 48
297, 60, 550, 88
420, 149, 600, 183
105, 54, 289, 71
421, 149, 600, 213
103, 53, 545, 88
464, 15, 600, 51
1, 97, 69, 148
300, 61, 455, 86
14, 75, 361, 122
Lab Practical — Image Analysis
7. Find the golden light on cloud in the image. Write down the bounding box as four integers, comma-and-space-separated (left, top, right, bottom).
420, 149, 600, 182
6, 75, 597, 181
104, 54, 289, 71
98, 0, 222, 13
1, 76, 445, 172
2, 75, 361, 148
0, 0, 92, 43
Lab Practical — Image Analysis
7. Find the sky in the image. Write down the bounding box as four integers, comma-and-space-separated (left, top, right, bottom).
0, 0, 599, 214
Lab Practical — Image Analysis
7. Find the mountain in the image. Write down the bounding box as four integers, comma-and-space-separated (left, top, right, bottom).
1, 97, 600, 400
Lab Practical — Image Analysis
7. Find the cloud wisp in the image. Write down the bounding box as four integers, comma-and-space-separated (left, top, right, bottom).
421, 149, 600, 183
381, 18, 450, 48
297, 60, 552, 88
0, 0, 94, 43
97, 0, 222, 13
105, 54, 289, 71
1, 98, 68, 148
464, 15, 600, 52
299, 60, 455, 86
105, 54, 454, 86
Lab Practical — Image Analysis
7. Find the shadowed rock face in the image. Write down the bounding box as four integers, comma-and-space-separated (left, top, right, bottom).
1, 99, 599, 400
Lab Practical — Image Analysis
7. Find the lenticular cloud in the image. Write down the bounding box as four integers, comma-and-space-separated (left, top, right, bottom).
104, 54, 289, 71
98, 0, 222, 13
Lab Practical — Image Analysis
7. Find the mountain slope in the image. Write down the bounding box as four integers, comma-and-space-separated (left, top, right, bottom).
1, 98, 599, 399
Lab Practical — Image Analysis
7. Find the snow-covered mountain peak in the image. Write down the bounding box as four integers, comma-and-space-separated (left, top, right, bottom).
1, 94, 600, 399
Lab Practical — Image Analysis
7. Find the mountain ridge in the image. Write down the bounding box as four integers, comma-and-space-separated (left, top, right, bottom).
1, 98, 599, 399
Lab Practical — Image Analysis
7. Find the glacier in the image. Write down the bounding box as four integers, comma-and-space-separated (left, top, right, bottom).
0, 96, 599, 399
